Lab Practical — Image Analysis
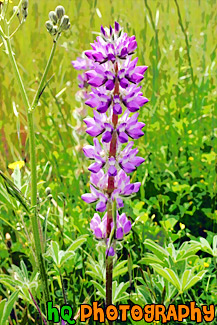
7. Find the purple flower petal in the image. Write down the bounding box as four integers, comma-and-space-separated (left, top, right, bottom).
106, 246, 115, 256
88, 162, 104, 173
102, 131, 112, 143
96, 201, 107, 212
118, 132, 128, 143
123, 220, 132, 234
116, 227, 124, 240
94, 227, 103, 238
83, 145, 95, 158
108, 165, 117, 177
81, 193, 98, 204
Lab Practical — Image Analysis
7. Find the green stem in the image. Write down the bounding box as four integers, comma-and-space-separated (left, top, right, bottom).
4, 25, 51, 316
214, 257, 217, 285
31, 33, 60, 111
58, 267, 67, 305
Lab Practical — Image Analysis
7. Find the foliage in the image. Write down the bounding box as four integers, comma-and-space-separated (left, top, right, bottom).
0, 0, 216, 324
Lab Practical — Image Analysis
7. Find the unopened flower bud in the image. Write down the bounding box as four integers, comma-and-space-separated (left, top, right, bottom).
51, 25, 58, 36
5, 233, 12, 250
45, 20, 53, 32
55, 5, 65, 20
13, 6, 20, 16
5, 233, 11, 241
22, 8, 28, 20
60, 15, 70, 31
22, 0, 28, 10
49, 11, 57, 25
45, 187, 51, 196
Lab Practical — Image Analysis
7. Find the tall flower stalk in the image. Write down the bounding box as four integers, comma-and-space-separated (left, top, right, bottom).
0, 1, 70, 320
74, 22, 148, 313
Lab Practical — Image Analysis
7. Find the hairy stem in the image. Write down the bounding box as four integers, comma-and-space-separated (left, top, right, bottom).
5, 25, 51, 319
31, 33, 60, 110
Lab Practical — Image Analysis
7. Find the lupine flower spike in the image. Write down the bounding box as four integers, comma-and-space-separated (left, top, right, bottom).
76, 22, 148, 251
73, 22, 148, 307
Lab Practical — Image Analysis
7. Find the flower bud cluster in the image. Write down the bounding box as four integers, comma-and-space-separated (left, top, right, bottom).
21, 0, 28, 21
13, 0, 28, 21
73, 22, 148, 254
45, 5, 70, 36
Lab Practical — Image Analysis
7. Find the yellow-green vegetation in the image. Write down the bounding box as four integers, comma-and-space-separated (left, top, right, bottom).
0, 1, 216, 324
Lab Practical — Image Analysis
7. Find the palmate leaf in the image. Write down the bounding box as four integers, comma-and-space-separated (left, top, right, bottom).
176, 241, 201, 261
44, 236, 87, 268
150, 264, 181, 291
113, 281, 129, 303
181, 269, 206, 292
144, 239, 169, 261
140, 252, 169, 268
0, 170, 30, 213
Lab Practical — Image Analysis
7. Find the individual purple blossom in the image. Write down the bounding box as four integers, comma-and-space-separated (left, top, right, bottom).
90, 212, 132, 240
117, 112, 145, 143
85, 87, 112, 113
113, 95, 122, 114
83, 110, 114, 142
83, 138, 106, 173
122, 85, 149, 112
112, 170, 141, 208
71, 54, 94, 102
81, 184, 107, 212
123, 57, 148, 84
119, 142, 145, 173
71, 56, 94, 71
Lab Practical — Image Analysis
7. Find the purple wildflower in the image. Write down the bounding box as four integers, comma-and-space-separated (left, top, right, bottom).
73, 21, 148, 253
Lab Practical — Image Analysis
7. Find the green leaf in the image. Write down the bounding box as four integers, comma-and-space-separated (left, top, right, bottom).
11, 166, 21, 190
0, 171, 29, 212
213, 236, 217, 256
0, 290, 19, 324
144, 239, 169, 260
176, 241, 201, 261
67, 235, 87, 253
0, 179, 16, 209
91, 280, 106, 299
50, 241, 60, 266
160, 218, 178, 231
140, 253, 169, 267
113, 261, 128, 278
0, 299, 6, 321
113, 281, 129, 303
150, 264, 180, 291
182, 270, 206, 292
0, 275, 23, 289
199, 238, 213, 256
